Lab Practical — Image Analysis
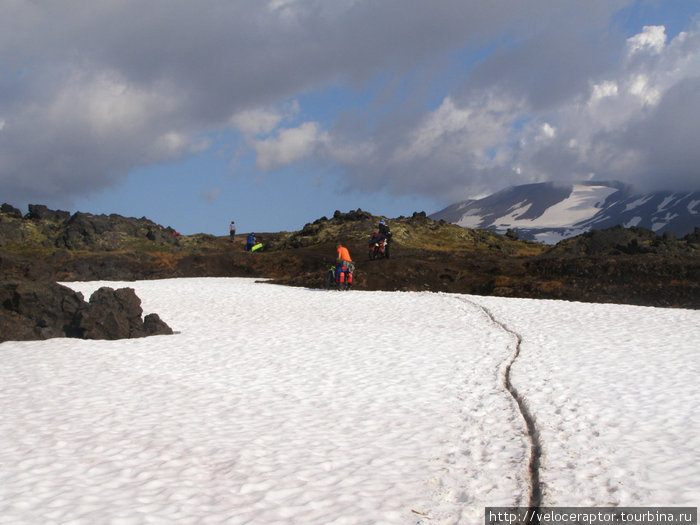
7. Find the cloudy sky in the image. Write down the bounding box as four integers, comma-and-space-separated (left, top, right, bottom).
1, 1, 698, 234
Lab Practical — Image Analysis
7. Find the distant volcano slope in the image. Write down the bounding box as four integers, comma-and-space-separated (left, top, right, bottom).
430, 182, 699, 243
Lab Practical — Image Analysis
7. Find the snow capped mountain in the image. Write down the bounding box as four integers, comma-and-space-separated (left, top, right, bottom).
430, 182, 700, 243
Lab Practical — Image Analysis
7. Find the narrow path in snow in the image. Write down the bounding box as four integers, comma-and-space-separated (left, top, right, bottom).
460, 297, 543, 510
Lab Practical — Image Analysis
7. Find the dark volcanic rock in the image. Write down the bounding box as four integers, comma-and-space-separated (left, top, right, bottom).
0, 276, 173, 342
547, 225, 699, 257
78, 287, 142, 340
0, 280, 85, 341
143, 313, 174, 336
685, 227, 700, 248
1, 203, 23, 218
27, 204, 71, 222
76, 286, 173, 340
332, 209, 372, 222
80, 287, 173, 340
0, 203, 180, 251
60, 212, 179, 250
2, 205, 698, 310
0, 251, 57, 281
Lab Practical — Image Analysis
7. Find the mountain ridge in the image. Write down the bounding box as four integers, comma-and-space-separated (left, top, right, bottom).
430, 181, 699, 243
1, 203, 698, 311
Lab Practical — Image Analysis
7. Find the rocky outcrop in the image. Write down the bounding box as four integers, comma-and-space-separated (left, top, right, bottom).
546, 225, 700, 256
60, 211, 179, 250
0, 280, 85, 341
1, 203, 23, 219
272, 209, 378, 249
1, 280, 173, 342
0, 203, 180, 251
27, 204, 71, 222
77, 286, 173, 340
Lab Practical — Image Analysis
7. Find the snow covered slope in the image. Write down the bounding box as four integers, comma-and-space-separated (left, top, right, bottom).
1, 278, 699, 524
430, 182, 700, 243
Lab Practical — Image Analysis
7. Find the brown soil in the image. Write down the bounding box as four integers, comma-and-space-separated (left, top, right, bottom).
47, 234, 698, 309
2, 206, 698, 309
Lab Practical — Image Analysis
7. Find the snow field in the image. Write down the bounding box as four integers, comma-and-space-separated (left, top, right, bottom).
474, 295, 700, 507
1, 278, 530, 524
1, 278, 697, 523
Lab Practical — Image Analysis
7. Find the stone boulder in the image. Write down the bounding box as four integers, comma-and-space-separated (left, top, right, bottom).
78, 286, 173, 340
27, 204, 71, 222
0, 280, 85, 341
1, 203, 23, 219
332, 209, 373, 222
0, 279, 173, 342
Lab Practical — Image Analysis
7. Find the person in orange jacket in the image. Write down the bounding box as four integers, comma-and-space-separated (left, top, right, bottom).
335, 243, 354, 284
336, 243, 352, 265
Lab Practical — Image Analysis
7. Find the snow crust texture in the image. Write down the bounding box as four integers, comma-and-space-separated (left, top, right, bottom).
476, 295, 700, 507
1, 278, 698, 524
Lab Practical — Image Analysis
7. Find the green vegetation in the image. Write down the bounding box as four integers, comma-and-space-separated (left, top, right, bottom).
264, 209, 546, 256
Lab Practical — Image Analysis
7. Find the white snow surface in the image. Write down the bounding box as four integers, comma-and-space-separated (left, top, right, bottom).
623, 216, 643, 228
624, 196, 653, 212
493, 184, 619, 229
456, 210, 486, 229
1, 278, 699, 524
656, 196, 675, 212
532, 228, 587, 245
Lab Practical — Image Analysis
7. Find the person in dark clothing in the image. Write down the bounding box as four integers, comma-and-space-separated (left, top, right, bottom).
245, 233, 256, 251
378, 218, 391, 240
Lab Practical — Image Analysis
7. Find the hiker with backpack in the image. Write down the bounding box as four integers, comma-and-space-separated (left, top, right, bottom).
245, 232, 264, 252
335, 242, 354, 287
245, 233, 256, 251
336, 242, 352, 268
378, 218, 392, 243
369, 218, 392, 259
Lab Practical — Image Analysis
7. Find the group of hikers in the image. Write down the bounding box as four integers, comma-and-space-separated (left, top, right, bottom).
333, 218, 392, 288
229, 217, 393, 288
229, 220, 263, 252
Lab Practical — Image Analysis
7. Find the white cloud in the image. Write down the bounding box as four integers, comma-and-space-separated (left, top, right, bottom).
42, 69, 181, 141
1, 2, 697, 209
231, 100, 300, 138
152, 132, 189, 158
254, 121, 327, 172
231, 108, 285, 138
327, 20, 700, 197
590, 81, 619, 104
540, 122, 556, 140
627, 25, 667, 55
268, 0, 297, 10
521, 23, 700, 190
627, 74, 660, 105
392, 95, 518, 169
